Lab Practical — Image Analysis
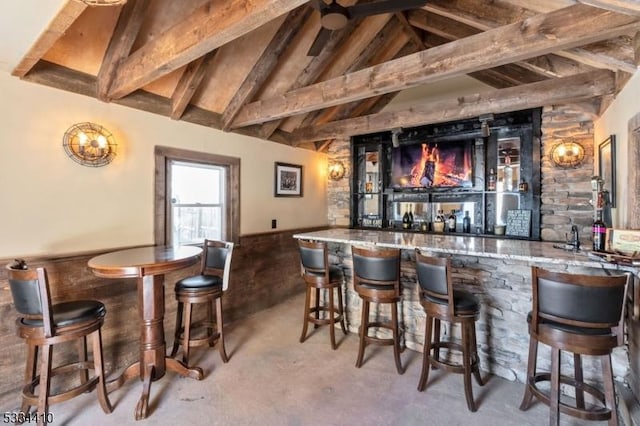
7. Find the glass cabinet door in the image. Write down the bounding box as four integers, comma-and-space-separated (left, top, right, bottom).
353, 145, 384, 228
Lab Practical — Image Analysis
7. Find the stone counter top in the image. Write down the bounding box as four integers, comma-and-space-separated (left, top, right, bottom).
293, 228, 636, 273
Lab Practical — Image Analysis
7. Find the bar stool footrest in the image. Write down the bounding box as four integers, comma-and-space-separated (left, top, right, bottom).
307, 306, 344, 326
22, 361, 99, 406
528, 372, 611, 421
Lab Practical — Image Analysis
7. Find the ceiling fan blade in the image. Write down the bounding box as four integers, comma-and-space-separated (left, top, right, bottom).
348, 0, 427, 19
307, 27, 333, 56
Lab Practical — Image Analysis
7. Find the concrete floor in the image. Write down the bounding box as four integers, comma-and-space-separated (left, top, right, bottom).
39, 293, 626, 425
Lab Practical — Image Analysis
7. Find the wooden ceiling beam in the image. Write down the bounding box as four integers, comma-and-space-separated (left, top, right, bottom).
12, 0, 89, 77
634, 31, 640, 65
579, 1, 640, 16
170, 51, 216, 120
233, 4, 639, 128
394, 12, 425, 49
107, 0, 308, 99
422, 1, 637, 74
292, 69, 616, 143
221, 6, 312, 131
259, 20, 359, 139
96, 0, 149, 102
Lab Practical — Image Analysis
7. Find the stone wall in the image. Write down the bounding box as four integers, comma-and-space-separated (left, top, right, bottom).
327, 105, 599, 244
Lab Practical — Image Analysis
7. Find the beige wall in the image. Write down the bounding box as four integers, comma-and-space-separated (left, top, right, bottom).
0, 73, 328, 258
594, 71, 640, 228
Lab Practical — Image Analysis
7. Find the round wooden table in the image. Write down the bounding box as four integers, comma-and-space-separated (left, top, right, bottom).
88, 245, 202, 420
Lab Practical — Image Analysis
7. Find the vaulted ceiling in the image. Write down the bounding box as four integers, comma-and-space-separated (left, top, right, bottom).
12, 0, 640, 151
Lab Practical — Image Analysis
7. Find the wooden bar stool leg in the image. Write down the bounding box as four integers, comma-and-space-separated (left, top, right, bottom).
207, 299, 215, 345
92, 328, 113, 414
337, 286, 347, 335
170, 301, 184, 357
432, 318, 441, 369
328, 287, 337, 350
216, 297, 229, 363
21, 344, 38, 416
462, 321, 477, 412
300, 286, 311, 343
601, 355, 618, 426
470, 322, 483, 386
356, 300, 370, 368
37, 345, 53, 424
574, 353, 585, 409
550, 348, 561, 426
314, 288, 321, 328
418, 314, 433, 391
392, 302, 403, 374
77, 337, 89, 385
519, 336, 539, 411
182, 302, 193, 365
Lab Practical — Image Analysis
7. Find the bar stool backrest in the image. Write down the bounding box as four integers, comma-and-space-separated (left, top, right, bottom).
201, 239, 234, 291
415, 251, 454, 307
532, 267, 628, 341
6, 263, 54, 337
298, 239, 328, 277
352, 246, 400, 290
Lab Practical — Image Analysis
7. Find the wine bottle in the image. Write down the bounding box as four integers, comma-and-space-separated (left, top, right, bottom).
463, 211, 471, 233
408, 206, 414, 227
402, 208, 410, 230
592, 211, 607, 252
487, 168, 496, 191
447, 209, 457, 232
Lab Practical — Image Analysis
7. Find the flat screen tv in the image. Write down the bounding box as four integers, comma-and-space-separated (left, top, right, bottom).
391, 140, 474, 189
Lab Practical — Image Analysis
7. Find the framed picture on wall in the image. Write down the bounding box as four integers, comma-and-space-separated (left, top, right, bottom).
274, 162, 303, 197
597, 134, 616, 208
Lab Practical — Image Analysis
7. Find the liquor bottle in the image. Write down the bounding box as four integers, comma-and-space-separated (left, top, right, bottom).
436, 210, 445, 223
592, 211, 607, 252
402, 208, 410, 230
504, 156, 513, 192
408, 206, 414, 227
447, 209, 457, 232
462, 211, 471, 233
487, 168, 496, 191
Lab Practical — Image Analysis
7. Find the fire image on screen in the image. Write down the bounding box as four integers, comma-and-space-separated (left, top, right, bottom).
392, 140, 474, 189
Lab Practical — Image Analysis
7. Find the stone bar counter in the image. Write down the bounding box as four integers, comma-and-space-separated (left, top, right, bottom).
293, 228, 638, 385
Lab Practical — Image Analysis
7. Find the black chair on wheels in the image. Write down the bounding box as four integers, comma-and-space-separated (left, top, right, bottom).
170, 239, 234, 366
351, 246, 403, 374
298, 239, 347, 349
519, 266, 629, 425
415, 250, 483, 412
6, 260, 112, 424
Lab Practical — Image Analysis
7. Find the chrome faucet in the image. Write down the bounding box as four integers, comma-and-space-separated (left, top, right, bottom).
569, 225, 580, 250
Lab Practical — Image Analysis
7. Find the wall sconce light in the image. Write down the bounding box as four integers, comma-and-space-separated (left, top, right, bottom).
62, 122, 117, 167
479, 113, 493, 138
551, 140, 585, 168
328, 161, 346, 181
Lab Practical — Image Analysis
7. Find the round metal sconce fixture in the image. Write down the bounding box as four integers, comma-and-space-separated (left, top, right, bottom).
328, 160, 346, 180
62, 122, 117, 167
550, 140, 585, 168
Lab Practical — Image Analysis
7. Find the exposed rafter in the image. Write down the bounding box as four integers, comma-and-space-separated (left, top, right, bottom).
232, 4, 640, 128
171, 52, 217, 120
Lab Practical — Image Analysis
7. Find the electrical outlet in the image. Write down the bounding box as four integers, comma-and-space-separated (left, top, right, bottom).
271, 219, 277, 229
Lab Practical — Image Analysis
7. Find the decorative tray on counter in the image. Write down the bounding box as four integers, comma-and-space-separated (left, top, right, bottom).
588, 250, 640, 266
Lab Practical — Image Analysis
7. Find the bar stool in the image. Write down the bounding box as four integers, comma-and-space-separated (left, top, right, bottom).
6, 260, 112, 423
520, 267, 629, 425
352, 246, 403, 374
298, 239, 347, 349
415, 250, 483, 412
170, 240, 233, 366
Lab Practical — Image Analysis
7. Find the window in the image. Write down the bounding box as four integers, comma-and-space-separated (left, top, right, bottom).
155, 146, 240, 246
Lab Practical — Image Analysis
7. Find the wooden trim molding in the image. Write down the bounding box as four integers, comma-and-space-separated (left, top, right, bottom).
154, 146, 241, 246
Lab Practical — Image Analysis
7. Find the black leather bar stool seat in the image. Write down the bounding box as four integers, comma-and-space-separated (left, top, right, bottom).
170, 239, 234, 366
6, 261, 112, 424
352, 246, 403, 374
519, 266, 629, 425
298, 239, 347, 349
415, 250, 483, 412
